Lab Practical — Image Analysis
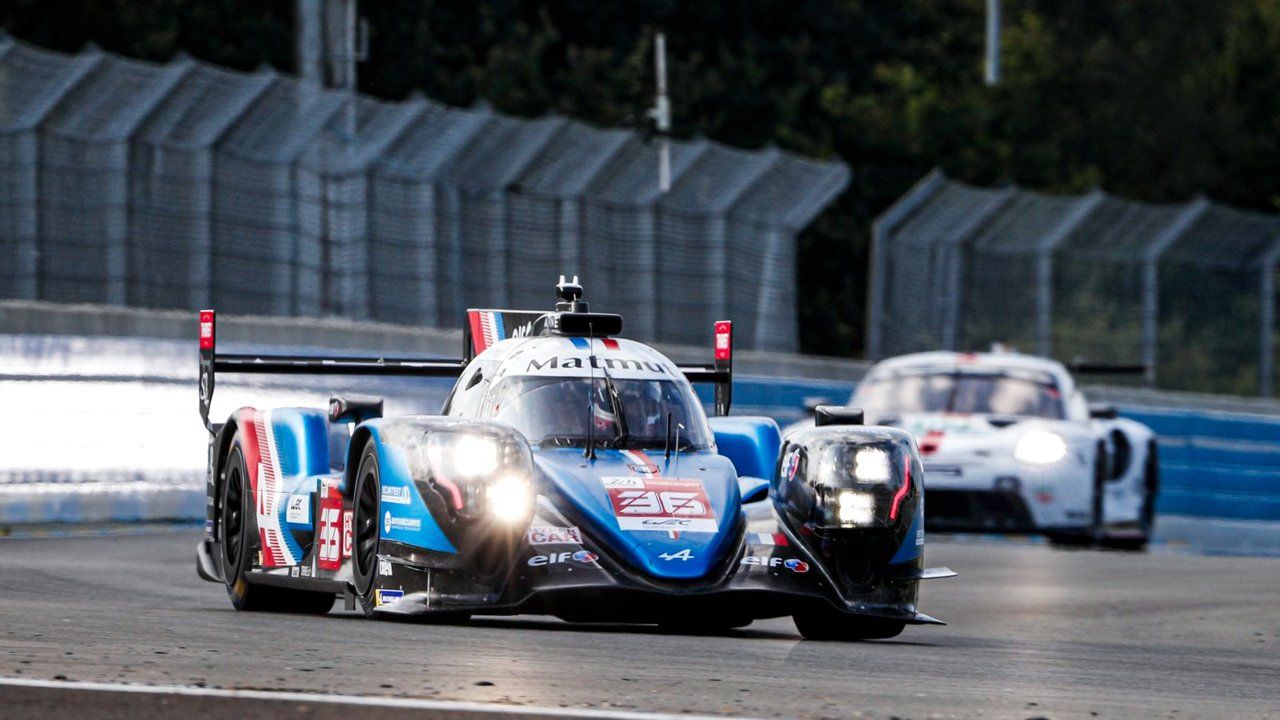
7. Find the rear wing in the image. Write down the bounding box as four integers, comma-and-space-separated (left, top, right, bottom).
198, 312, 735, 433
197, 311, 464, 433
1068, 361, 1149, 376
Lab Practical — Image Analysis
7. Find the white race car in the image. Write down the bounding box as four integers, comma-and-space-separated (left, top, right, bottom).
787, 351, 1158, 549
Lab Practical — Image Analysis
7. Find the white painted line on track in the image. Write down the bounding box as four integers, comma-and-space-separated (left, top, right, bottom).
0, 677, 758, 720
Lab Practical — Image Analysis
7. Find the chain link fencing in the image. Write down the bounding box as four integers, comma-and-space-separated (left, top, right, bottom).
869, 170, 1280, 396
0, 34, 848, 353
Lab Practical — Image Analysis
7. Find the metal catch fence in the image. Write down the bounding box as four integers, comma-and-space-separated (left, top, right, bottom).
869, 170, 1280, 396
0, 35, 849, 352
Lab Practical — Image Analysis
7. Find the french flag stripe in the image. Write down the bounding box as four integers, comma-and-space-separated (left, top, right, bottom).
602, 338, 619, 350
468, 311, 489, 354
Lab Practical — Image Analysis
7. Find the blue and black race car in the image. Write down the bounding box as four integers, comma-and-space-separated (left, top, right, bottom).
194, 278, 953, 640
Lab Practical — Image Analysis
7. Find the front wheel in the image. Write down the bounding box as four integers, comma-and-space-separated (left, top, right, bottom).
1048, 441, 1106, 549
1102, 440, 1158, 551
793, 607, 905, 641
351, 439, 383, 617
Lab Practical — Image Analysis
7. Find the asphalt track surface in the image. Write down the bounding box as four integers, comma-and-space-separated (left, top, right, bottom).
0, 527, 1276, 719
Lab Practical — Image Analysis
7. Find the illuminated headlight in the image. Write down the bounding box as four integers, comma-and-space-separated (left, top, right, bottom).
426, 433, 500, 480
1014, 429, 1067, 465
392, 428, 535, 523
853, 448, 891, 483
486, 473, 534, 523
837, 490, 875, 525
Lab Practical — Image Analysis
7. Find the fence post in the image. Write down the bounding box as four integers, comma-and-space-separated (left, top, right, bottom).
866, 169, 946, 359
1035, 190, 1104, 357
1142, 197, 1209, 388
941, 185, 1016, 351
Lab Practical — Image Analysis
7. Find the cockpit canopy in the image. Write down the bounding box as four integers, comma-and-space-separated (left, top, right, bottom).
854, 369, 1065, 420
483, 375, 712, 450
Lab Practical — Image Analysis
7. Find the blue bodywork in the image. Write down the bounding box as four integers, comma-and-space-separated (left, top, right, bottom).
709, 416, 782, 482
533, 448, 742, 580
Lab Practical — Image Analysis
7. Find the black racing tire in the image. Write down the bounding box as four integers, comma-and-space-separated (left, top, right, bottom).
220, 439, 335, 614
351, 439, 382, 617
793, 607, 905, 641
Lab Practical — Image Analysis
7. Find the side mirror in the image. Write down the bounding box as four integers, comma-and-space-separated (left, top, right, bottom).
814, 406, 864, 427
803, 396, 834, 415
1089, 403, 1118, 420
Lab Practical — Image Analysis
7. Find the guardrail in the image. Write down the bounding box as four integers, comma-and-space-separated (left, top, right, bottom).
1125, 409, 1280, 522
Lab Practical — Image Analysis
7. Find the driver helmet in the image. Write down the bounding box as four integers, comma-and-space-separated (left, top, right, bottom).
622, 381, 665, 435
590, 382, 617, 435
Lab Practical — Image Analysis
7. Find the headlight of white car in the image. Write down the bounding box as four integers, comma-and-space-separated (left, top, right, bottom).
1014, 429, 1068, 465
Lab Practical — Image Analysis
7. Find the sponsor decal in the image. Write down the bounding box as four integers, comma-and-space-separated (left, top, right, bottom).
380, 485, 411, 505
1035, 486, 1055, 504
316, 485, 345, 571
342, 510, 353, 557
782, 448, 801, 481
628, 463, 659, 475
601, 476, 717, 533
290, 566, 300, 577
300, 565, 313, 578
526, 526, 583, 545
523, 355, 670, 376
383, 511, 422, 534
375, 589, 404, 607
783, 558, 809, 573
741, 556, 810, 573
527, 551, 600, 567
378, 558, 392, 576
916, 526, 925, 546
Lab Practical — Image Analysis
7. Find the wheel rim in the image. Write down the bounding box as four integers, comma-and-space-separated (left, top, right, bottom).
355, 465, 379, 582
223, 461, 244, 566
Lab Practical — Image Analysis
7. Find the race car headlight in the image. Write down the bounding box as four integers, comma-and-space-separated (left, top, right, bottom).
1014, 429, 1067, 465
836, 490, 875, 525
853, 448, 891, 483
425, 433, 500, 481
399, 428, 535, 524
486, 473, 535, 523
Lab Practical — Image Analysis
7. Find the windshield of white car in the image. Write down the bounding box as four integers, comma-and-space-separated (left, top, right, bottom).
854, 372, 1064, 419
483, 376, 712, 450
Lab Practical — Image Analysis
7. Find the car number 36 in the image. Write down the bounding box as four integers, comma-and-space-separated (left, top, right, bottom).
617, 490, 706, 515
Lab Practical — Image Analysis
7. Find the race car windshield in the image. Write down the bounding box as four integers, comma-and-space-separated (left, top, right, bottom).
854, 372, 1064, 419
484, 376, 712, 450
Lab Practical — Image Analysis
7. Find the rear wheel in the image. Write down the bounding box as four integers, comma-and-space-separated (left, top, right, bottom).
793, 607, 905, 641
220, 440, 334, 614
